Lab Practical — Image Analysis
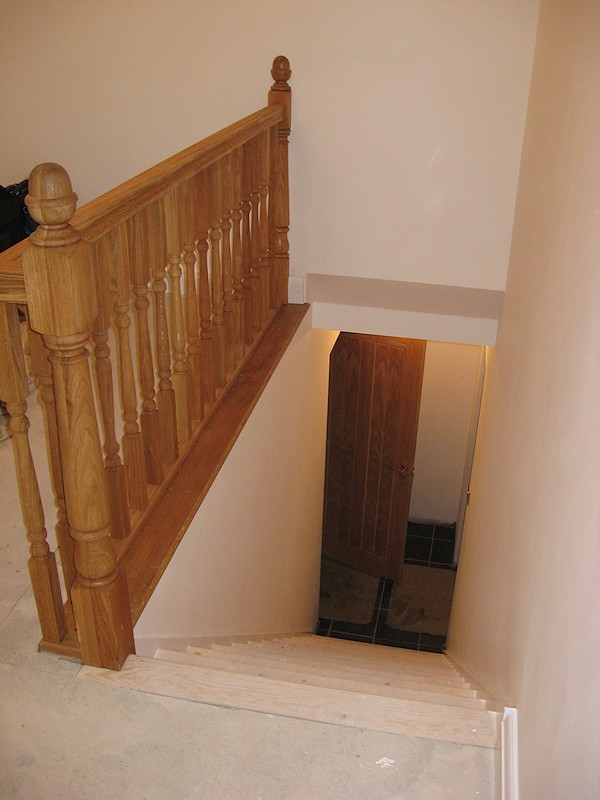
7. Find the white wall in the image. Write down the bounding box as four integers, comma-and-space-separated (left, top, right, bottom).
409, 341, 482, 525
1, 0, 538, 297
135, 315, 337, 643
447, 1, 600, 797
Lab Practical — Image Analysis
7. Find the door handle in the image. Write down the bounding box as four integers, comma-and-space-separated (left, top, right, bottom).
388, 462, 408, 481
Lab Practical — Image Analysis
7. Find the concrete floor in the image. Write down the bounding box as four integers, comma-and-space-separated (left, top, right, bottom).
0, 394, 498, 799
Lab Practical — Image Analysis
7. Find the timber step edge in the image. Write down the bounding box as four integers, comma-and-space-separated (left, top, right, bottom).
155, 648, 502, 711
80, 653, 501, 748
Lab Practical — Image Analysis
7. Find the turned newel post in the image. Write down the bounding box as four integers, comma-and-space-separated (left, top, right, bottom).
268, 55, 291, 307
23, 163, 134, 669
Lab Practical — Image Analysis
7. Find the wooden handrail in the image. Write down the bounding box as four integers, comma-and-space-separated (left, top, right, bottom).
0, 106, 283, 296
1, 56, 293, 670
69, 106, 283, 242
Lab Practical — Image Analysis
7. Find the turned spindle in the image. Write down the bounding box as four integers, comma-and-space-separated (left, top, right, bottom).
0, 302, 67, 644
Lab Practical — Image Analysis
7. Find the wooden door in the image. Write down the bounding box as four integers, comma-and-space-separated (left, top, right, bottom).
322, 333, 425, 580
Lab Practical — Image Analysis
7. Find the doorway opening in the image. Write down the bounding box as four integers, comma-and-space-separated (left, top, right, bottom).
318, 332, 486, 653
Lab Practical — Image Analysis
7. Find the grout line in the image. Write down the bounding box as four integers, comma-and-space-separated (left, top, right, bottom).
427, 536, 435, 568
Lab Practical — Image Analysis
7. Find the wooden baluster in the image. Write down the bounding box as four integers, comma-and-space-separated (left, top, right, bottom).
220, 156, 235, 375
176, 181, 203, 422
23, 163, 133, 669
208, 165, 227, 389
268, 55, 292, 307
27, 326, 77, 596
230, 148, 245, 362
247, 138, 262, 335
127, 212, 164, 483
90, 245, 131, 538
0, 302, 67, 643
163, 191, 191, 444
98, 228, 148, 511
147, 201, 178, 464
241, 147, 254, 345
258, 131, 271, 323
91, 326, 131, 538
193, 172, 215, 409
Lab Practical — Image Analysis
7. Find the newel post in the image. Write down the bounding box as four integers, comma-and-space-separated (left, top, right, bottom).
22, 164, 134, 669
268, 55, 291, 307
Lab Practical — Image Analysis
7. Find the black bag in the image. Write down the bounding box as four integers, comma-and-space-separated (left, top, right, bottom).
0, 179, 37, 253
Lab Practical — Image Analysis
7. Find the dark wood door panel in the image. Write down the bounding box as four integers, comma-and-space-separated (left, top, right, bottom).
322, 332, 425, 580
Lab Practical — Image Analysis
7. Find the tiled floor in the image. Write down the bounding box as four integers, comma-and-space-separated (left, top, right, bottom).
404, 521, 456, 568
318, 522, 456, 653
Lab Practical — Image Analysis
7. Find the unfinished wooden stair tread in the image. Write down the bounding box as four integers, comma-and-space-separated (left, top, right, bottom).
206, 643, 473, 687
155, 648, 500, 711
239, 639, 467, 676
240, 636, 466, 674
80, 635, 501, 747
186, 645, 488, 698
265, 633, 449, 663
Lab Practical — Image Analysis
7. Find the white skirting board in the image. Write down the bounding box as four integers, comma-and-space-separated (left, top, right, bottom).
502, 707, 519, 800
288, 276, 305, 304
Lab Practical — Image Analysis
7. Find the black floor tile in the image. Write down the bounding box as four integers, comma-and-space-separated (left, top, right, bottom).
430, 539, 455, 566
379, 579, 394, 611
374, 638, 419, 651
329, 616, 377, 638
419, 632, 446, 649
375, 619, 420, 646
316, 618, 332, 634
329, 631, 374, 645
374, 577, 387, 608
419, 644, 445, 653
404, 535, 432, 563
433, 524, 456, 543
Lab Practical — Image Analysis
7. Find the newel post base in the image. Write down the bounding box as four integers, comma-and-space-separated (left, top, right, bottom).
71, 571, 134, 670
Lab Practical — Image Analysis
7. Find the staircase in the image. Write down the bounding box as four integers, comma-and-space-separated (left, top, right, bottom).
80, 634, 501, 748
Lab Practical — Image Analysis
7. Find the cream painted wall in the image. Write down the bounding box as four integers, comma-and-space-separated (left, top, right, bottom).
135, 315, 337, 642
447, 1, 600, 796
409, 341, 482, 525
1, 0, 538, 294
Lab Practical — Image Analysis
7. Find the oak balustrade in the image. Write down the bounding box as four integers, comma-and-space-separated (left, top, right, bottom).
91, 323, 131, 539
146, 201, 179, 465
127, 211, 164, 483
193, 172, 216, 410
247, 138, 262, 335
230, 149, 245, 361
164, 191, 192, 444
102, 227, 149, 511
0, 57, 292, 670
258, 131, 271, 323
0, 301, 67, 643
177, 180, 203, 423
27, 326, 78, 593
